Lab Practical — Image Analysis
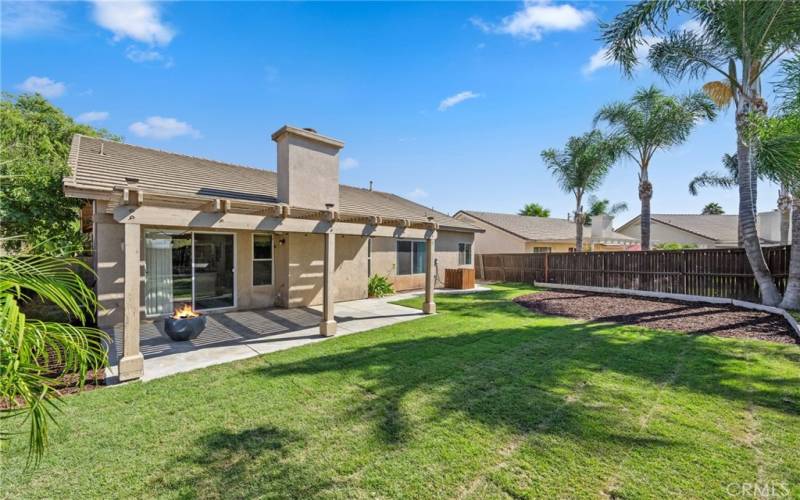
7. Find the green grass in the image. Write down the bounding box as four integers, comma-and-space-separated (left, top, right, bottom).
3, 284, 799, 498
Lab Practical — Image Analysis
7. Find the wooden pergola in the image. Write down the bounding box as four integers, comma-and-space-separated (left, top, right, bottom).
69, 181, 439, 381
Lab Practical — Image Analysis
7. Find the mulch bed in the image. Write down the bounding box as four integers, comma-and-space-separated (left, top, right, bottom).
514, 291, 799, 344
0, 370, 105, 410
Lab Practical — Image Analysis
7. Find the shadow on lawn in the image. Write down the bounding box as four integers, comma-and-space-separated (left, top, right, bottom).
151, 425, 332, 498
255, 293, 799, 449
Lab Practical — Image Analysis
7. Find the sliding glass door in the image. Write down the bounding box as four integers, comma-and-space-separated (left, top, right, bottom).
144, 231, 235, 316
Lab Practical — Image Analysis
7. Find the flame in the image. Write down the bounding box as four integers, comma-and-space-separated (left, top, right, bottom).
172, 303, 200, 319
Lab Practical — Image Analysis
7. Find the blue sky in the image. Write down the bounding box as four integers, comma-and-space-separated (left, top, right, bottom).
1, 1, 786, 223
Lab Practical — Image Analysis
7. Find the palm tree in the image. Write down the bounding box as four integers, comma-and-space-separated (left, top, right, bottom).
584, 195, 628, 226
518, 203, 551, 217
701, 202, 725, 215
688, 154, 739, 196
0, 253, 107, 465
594, 86, 716, 251
600, 0, 800, 305
541, 130, 624, 252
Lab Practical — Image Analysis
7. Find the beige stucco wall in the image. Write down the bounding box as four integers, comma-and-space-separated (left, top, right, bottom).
370, 230, 475, 291
454, 213, 526, 254
617, 220, 716, 248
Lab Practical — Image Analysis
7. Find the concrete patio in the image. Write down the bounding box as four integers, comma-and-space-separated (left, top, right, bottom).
105, 289, 487, 383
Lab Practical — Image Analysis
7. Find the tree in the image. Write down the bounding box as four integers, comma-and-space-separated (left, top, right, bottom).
0, 93, 120, 255
688, 154, 739, 196
518, 203, 551, 217
600, 0, 800, 305
594, 86, 716, 251
0, 253, 107, 465
584, 195, 628, 226
701, 202, 725, 215
541, 130, 624, 252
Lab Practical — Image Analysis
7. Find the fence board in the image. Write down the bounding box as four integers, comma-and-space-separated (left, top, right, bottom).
476, 246, 791, 302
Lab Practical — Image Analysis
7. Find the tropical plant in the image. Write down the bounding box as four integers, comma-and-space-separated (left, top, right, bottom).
594, 86, 716, 251
655, 242, 699, 250
0, 93, 120, 255
584, 195, 628, 226
600, 0, 800, 305
688, 153, 739, 196
541, 130, 624, 252
0, 253, 107, 465
518, 203, 551, 217
701, 202, 725, 215
368, 274, 394, 298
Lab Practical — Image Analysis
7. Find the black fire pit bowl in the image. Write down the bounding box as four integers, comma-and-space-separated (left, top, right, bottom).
164, 315, 207, 341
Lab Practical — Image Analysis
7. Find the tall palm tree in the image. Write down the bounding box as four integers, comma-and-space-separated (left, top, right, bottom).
0, 253, 107, 465
600, 0, 800, 305
518, 203, 551, 217
701, 202, 725, 215
541, 130, 624, 252
594, 86, 716, 250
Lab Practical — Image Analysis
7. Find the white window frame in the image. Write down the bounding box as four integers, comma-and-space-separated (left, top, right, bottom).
396, 239, 426, 275
458, 242, 473, 266
252, 233, 274, 287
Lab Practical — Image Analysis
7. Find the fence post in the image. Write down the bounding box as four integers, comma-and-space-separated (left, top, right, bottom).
543, 253, 549, 284
681, 250, 688, 294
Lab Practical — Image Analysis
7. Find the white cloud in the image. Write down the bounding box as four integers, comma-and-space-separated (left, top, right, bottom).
680, 19, 704, 35
341, 157, 359, 170
406, 188, 429, 199
92, 0, 175, 46
581, 36, 660, 76
1, 1, 65, 38
77, 111, 110, 123
129, 116, 200, 140
17, 76, 66, 98
438, 91, 480, 111
471, 0, 594, 41
125, 45, 162, 62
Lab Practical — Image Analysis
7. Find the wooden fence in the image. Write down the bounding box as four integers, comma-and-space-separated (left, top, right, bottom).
476, 246, 792, 302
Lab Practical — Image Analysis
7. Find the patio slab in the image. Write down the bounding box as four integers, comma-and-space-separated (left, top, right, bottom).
105, 287, 488, 383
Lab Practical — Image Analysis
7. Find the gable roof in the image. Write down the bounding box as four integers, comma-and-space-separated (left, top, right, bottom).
455, 210, 636, 242
65, 135, 478, 232
617, 214, 739, 242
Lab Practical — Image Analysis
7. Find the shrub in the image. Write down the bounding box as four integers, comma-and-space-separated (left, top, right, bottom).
654, 242, 698, 250
368, 274, 394, 298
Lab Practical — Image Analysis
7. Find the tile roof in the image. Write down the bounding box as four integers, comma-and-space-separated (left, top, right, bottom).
458, 210, 636, 242
619, 214, 739, 242
66, 135, 478, 232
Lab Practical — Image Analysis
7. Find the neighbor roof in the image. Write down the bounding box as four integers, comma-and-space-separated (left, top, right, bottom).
617, 214, 739, 242
456, 210, 636, 242
65, 135, 478, 232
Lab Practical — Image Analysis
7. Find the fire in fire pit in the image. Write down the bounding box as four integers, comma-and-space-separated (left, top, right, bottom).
164, 304, 207, 341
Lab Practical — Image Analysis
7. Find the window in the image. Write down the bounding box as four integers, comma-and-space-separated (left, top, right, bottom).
533, 247, 552, 254
458, 242, 472, 265
396, 240, 426, 275
253, 234, 273, 286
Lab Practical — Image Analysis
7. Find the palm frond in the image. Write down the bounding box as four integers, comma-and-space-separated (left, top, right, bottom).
702, 80, 734, 108
688, 170, 737, 195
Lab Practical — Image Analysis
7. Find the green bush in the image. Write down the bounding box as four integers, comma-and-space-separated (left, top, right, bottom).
368, 274, 394, 298
654, 242, 698, 250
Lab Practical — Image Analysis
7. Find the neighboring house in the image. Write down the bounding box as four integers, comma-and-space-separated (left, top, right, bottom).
616, 213, 790, 248
453, 210, 638, 254
64, 125, 480, 381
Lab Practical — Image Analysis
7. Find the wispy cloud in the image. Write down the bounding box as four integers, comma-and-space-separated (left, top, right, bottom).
581, 36, 660, 76
438, 91, 480, 111
125, 45, 173, 67
406, 188, 429, 200
471, 0, 594, 41
77, 111, 110, 123
129, 116, 200, 140
17, 76, 66, 98
1, 1, 65, 38
341, 157, 359, 170
92, 0, 175, 46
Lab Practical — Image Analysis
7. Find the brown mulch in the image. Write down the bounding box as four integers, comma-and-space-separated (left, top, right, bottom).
0, 370, 105, 410
514, 291, 799, 344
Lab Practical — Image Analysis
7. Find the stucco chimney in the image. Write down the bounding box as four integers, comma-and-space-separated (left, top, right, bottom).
271, 125, 344, 210
591, 214, 614, 240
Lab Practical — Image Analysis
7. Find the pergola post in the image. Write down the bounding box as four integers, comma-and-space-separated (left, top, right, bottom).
119, 223, 143, 381
320, 229, 337, 336
423, 237, 436, 314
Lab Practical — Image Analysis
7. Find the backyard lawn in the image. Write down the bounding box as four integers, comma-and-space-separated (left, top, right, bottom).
2, 284, 799, 498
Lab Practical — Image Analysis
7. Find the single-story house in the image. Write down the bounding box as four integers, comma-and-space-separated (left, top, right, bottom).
616, 213, 790, 248
64, 125, 480, 381
453, 210, 638, 254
